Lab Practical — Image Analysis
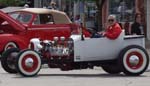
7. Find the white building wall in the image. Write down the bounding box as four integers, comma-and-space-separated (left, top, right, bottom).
146, 0, 150, 40
34, 0, 41, 7
34, 0, 52, 8
73, 1, 80, 18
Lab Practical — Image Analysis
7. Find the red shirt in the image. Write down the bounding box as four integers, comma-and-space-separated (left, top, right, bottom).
104, 23, 122, 40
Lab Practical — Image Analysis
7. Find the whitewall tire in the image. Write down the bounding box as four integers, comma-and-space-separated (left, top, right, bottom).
16, 49, 41, 77
4, 42, 17, 51
119, 45, 149, 76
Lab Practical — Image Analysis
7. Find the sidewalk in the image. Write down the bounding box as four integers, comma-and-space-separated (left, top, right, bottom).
146, 39, 150, 49
145, 39, 150, 54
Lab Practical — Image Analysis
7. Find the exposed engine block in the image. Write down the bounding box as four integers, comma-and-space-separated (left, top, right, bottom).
30, 37, 74, 57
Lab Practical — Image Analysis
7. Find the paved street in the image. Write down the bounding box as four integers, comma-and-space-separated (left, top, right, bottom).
0, 63, 150, 86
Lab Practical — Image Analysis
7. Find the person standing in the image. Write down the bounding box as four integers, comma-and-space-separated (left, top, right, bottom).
24, 4, 29, 8
47, 2, 57, 10
131, 13, 144, 35
117, 1, 127, 21
74, 15, 81, 26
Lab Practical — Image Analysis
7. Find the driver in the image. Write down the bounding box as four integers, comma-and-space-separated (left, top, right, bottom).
94, 15, 122, 40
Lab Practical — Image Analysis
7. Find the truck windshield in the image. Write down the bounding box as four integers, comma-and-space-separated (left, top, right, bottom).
9, 12, 32, 24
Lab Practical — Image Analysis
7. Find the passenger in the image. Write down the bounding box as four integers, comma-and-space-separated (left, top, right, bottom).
131, 13, 144, 35
93, 15, 122, 40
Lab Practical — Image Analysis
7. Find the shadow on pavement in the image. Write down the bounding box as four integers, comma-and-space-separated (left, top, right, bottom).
12, 73, 148, 78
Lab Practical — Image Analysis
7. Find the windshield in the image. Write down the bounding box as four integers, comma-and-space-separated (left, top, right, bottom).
9, 12, 32, 24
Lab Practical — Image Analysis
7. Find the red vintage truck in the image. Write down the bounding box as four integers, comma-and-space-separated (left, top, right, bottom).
0, 8, 90, 55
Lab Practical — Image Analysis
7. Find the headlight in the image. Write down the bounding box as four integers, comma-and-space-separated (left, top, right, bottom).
54, 37, 59, 41
60, 36, 65, 41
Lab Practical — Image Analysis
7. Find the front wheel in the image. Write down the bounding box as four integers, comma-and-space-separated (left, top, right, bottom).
1, 48, 20, 73
16, 49, 41, 77
119, 45, 149, 76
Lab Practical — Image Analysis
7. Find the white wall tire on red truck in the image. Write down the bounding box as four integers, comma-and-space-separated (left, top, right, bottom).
4, 42, 18, 51
119, 45, 149, 76
16, 49, 41, 77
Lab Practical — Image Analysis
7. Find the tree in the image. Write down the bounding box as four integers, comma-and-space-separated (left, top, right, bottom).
0, 0, 25, 7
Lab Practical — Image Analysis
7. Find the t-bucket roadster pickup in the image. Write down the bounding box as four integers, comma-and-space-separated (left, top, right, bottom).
1, 30, 149, 77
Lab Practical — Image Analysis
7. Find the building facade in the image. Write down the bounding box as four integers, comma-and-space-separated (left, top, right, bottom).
34, 0, 51, 8
102, 0, 147, 38
146, 0, 150, 40
29, 0, 149, 39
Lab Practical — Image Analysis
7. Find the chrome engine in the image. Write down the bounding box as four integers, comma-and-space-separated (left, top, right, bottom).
29, 37, 74, 57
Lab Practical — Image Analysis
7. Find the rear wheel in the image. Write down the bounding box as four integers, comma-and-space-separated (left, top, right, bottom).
1, 48, 20, 73
119, 45, 149, 76
16, 49, 41, 77
102, 64, 121, 74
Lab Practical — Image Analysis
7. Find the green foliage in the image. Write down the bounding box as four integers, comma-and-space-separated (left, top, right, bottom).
0, 0, 25, 6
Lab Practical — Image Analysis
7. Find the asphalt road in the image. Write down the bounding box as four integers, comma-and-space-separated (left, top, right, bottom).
0, 64, 150, 86
0, 49, 149, 86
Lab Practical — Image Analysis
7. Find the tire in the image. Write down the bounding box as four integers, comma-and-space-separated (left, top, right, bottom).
118, 45, 149, 76
4, 42, 17, 51
16, 49, 41, 77
1, 48, 20, 73
101, 64, 121, 74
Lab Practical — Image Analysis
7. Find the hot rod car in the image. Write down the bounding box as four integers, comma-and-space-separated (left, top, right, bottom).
1, 31, 149, 77
0, 8, 90, 55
